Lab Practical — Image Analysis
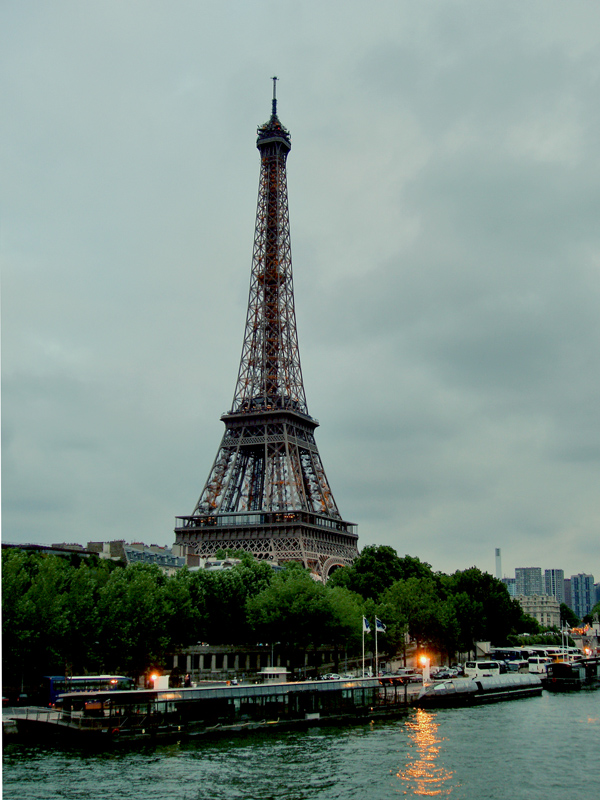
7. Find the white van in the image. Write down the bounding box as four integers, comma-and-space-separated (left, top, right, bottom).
463, 660, 502, 678
527, 657, 551, 674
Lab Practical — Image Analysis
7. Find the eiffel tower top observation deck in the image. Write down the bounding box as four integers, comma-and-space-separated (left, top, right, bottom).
175, 81, 358, 578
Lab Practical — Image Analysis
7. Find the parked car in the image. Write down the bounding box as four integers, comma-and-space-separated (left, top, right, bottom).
395, 669, 423, 683
321, 673, 341, 680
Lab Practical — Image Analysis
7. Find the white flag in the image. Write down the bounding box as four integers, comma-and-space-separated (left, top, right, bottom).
363, 616, 371, 633
375, 618, 386, 633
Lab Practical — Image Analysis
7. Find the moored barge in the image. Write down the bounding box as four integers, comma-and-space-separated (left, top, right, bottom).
10, 676, 414, 746
542, 657, 600, 692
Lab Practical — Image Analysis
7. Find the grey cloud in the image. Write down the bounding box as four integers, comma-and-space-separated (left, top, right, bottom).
2, 1, 599, 579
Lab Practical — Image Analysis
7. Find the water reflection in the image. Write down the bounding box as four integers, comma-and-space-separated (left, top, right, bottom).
395, 709, 458, 796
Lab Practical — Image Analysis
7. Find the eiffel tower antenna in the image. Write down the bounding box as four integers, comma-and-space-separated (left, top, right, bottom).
175, 84, 358, 579
271, 75, 278, 116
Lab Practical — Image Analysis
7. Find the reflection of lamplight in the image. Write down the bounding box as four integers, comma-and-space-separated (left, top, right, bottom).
420, 654, 431, 683
395, 709, 456, 795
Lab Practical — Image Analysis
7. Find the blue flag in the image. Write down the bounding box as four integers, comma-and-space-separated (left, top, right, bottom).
362, 616, 371, 633
375, 618, 386, 633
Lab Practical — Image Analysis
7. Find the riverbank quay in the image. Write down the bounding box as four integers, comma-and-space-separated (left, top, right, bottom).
4, 677, 423, 747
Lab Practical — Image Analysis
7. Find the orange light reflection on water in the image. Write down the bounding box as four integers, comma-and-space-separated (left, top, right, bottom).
395, 709, 458, 796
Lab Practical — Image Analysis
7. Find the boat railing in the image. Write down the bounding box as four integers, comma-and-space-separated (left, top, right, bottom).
19, 706, 112, 731
22, 707, 62, 724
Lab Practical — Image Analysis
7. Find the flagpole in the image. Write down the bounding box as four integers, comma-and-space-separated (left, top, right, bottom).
362, 619, 365, 677
375, 618, 378, 677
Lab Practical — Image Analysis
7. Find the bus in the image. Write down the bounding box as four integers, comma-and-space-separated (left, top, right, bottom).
527, 657, 552, 674
463, 661, 504, 678
39, 675, 136, 707
489, 648, 524, 662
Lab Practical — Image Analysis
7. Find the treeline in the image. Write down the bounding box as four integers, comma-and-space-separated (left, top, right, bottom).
2, 545, 541, 690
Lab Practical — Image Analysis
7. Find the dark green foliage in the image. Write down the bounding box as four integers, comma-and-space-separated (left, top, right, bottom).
515, 613, 541, 635
3, 543, 547, 691
507, 631, 574, 647
327, 545, 434, 599
329, 555, 524, 657
1, 549, 275, 690
442, 567, 524, 648
246, 562, 330, 649
96, 563, 172, 675
245, 563, 364, 674
560, 603, 580, 628
200, 559, 276, 644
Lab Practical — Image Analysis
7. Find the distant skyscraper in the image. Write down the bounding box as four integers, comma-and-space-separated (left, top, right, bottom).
544, 569, 565, 604
570, 574, 595, 620
495, 548, 502, 580
564, 578, 572, 609
515, 567, 543, 597
502, 577, 516, 597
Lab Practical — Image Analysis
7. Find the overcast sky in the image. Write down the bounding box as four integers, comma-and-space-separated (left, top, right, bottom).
2, 1, 599, 581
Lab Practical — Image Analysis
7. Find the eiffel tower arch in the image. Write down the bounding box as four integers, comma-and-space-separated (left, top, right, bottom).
175, 81, 358, 579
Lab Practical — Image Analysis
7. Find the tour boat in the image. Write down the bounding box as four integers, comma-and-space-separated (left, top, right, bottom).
415, 673, 543, 708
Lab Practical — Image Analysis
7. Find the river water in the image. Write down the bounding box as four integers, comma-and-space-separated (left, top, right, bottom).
3, 691, 598, 799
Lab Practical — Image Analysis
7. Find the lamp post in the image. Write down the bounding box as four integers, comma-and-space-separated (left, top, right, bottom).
420, 654, 431, 683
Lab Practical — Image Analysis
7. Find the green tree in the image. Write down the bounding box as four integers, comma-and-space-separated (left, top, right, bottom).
328, 545, 433, 600
559, 603, 579, 628
443, 567, 522, 647
163, 567, 202, 650
517, 613, 541, 635
323, 585, 364, 669
62, 561, 112, 673
446, 591, 483, 654
21, 555, 73, 675
97, 563, 171, 677
381, 577, 447, 652
203, 560, 275, 644
168, 559, 276, 647
246, 563, 334, 674
2, 550, 120, 691
373, 596, 409, 661
2, 549, 38, 690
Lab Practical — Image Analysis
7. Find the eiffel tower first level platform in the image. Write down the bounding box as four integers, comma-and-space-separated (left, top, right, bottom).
175, 81, 358, 579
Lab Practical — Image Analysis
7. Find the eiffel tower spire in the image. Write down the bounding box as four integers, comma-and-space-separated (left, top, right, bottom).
175, 86, 358, 578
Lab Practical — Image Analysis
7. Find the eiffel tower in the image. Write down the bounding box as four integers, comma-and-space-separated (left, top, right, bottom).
175, 80, 358, 578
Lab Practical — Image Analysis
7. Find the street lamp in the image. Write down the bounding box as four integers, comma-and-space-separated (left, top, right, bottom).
419, 654, 431, 683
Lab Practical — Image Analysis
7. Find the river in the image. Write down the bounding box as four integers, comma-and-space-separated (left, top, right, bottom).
3, 691, 598, 799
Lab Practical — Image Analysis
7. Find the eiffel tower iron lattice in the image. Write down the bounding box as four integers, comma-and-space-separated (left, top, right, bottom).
175, 82, 358, 578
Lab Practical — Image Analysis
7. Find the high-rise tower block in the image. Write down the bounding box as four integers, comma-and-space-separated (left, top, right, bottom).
175, 83, 358, 578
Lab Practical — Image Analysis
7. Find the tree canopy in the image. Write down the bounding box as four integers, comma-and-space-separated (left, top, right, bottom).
327, 545, 434, 599
3, 544, 564, 693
